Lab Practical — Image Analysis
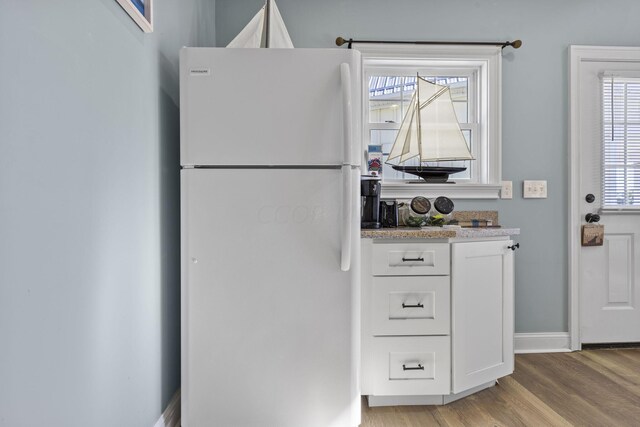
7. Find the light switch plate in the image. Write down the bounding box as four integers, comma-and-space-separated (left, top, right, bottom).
523, 180, 548, 198
501, 181, 513, 199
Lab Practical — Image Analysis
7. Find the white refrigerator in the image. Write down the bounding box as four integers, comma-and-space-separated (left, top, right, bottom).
180, 48, 362, 426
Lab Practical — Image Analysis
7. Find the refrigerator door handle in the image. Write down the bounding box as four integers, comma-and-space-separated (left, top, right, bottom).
341, 165, 352, 272
340, 62, 353, 166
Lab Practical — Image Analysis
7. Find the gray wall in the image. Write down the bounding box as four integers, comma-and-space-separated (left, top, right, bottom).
0, 1, 214, 426
216, 0, 640, 333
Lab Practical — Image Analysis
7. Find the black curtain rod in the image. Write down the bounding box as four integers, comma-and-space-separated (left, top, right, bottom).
335, 37, 522, 50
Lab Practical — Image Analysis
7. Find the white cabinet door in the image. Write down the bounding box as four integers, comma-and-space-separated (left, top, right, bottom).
451, 240, 514, 393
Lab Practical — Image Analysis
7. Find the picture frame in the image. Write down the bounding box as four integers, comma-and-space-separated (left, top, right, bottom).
116, 0, 153, 33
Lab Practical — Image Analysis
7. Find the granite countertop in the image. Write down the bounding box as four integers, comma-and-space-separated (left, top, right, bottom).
361, 226, 520, 239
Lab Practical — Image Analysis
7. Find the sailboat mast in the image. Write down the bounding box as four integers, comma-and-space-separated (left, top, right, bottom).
264, 0, 271, 48
416, 74, 423, 162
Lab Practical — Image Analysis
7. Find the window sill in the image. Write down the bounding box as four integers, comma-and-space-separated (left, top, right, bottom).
599, 207, 640, 214
381, 182, 502, 200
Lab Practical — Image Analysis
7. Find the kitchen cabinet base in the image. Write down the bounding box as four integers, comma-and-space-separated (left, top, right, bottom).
365, 380, 496, 407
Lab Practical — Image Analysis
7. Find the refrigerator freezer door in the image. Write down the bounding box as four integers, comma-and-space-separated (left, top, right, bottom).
180, 48, 361, 167
181, 168, 361, 427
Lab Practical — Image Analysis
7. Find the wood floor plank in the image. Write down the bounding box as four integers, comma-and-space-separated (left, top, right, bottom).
616, 348, 640, 364
436, 392, 500, 427
464, 384, 532, 427
571, 350, 640, 395
362, 349, 640, 427
513, 353, 622, 426
401, 406, 448, 427
362, 397, 443, 427
489, 376, 571, 427
463, 391, 516, 427
538, 352, 640, 424
432, 401, 472, 427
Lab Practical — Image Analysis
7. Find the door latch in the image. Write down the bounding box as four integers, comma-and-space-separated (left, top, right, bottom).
585, 213, 600, 223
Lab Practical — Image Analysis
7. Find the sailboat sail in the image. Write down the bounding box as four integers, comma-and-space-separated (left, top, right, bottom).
226, 6, 265, 48
390, 89, 419, 163
388, 76, 473, 164
267, 1, 294, 48
226, 0, 294, 48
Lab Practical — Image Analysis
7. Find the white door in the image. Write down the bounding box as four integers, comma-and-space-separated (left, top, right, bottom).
180, 48, 361, 167
451, 240, 514, 394
181, 167, 360, 427
572, 46, 640, 344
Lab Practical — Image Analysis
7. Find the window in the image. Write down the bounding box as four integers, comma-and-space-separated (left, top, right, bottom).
369, 74, 473, 181
602, 75, 640, 209
355, 44, 503, 199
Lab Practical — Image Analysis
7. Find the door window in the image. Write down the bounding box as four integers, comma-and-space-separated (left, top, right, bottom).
602, 76, 640, 209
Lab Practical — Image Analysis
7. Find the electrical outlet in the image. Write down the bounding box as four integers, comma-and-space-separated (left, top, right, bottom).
501, 181, 513, 199
523, 180, 548, 198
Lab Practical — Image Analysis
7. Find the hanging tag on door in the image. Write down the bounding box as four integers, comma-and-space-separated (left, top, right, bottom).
582, 224, 604, 246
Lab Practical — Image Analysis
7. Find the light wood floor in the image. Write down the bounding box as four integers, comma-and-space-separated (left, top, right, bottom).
362, 349, 640, 426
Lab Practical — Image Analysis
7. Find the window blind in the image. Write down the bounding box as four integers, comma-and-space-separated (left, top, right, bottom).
602, 76, 640, 209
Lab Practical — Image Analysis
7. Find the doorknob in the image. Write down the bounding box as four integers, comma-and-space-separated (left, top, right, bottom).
585, 213, 600, 223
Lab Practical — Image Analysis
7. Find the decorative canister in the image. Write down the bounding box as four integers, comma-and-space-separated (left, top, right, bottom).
399, 196, 431, 227
428, 196, 454, 226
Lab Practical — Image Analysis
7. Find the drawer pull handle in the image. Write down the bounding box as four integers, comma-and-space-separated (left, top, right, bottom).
402, 257, 424, 262
402, 364, 424, 371
507, 243, 520, 251
402, 303, 424, 309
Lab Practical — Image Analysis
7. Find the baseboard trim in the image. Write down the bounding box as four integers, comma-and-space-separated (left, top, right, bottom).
366, 381, 496, 407
154, 389, 181, 427
514, 332, 572, 354
367, 394, 444, 407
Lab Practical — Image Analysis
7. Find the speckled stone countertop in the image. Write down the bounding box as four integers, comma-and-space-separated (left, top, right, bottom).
361, 226, 520, 239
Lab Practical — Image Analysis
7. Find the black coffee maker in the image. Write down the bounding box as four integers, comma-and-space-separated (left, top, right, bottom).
361, 176, 381, 229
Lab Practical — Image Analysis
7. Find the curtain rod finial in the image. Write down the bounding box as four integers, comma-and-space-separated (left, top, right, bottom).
511, 39, 522, 49
336, 36, 346, 46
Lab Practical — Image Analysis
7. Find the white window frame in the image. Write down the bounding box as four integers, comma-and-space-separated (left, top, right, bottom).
355, 43, 503, 199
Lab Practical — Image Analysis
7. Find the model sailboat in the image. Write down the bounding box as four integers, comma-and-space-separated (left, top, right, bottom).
387, 75, 474, 183
226, 0, 294, 48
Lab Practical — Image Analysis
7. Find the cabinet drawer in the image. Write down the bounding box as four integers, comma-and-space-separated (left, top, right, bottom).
372, 276, 450, 336
371, 243, 450, 276
372, 336, 450, 396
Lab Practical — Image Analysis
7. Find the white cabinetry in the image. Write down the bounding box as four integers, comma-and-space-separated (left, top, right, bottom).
451, 240, 514, 393
361, 238, 515, 405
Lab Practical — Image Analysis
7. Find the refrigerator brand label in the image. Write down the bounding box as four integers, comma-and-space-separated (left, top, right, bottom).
190, 68, 211, 76
258, 205, 327, 224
